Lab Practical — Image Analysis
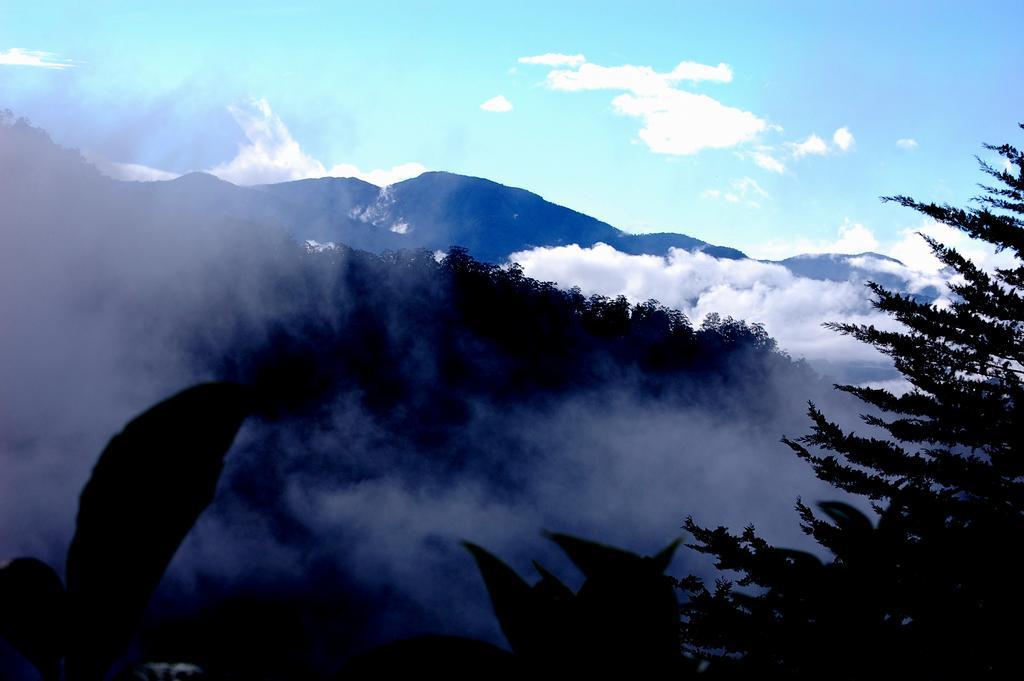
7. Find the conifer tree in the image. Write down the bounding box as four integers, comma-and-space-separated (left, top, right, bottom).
680, 126, 1024, 678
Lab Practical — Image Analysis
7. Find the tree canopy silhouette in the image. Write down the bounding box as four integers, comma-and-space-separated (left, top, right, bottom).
680, 126, 1024, 678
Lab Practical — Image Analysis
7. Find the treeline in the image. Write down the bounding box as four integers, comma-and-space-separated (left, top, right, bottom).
198, 242, 788, 428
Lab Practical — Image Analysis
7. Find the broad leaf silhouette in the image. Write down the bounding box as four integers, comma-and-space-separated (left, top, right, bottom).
462, 542, 538, 657
462, 535, 687, 675
64, 382, 252, 681
0, 557, 67, 681
543, 533, 643, 578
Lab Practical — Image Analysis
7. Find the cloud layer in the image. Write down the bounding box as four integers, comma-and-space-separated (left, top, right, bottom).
510, 243, 899, 364
510, 219, 1019, 371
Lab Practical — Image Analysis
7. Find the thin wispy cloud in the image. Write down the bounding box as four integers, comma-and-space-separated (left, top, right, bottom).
82, 153, 179, 182
480, 95, 513, 112
703, 177, 770, 208
0, 47, 75, 69
544, 62, 733, 92
518, 53, 586, 67
520, 57, 763, 156
749, 149, 786, 173
896, 137, 918, 149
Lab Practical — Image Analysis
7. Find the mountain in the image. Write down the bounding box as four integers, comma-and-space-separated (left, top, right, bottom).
257, 171, 747, 261
0, 116, 918, 290
777, 251, 942, 298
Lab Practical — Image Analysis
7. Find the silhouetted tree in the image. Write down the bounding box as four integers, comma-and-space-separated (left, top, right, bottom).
681, 126, 1024, 678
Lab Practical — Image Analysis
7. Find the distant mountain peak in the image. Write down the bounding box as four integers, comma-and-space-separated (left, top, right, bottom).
783, 251, 904, 265
169, 171, 235, 187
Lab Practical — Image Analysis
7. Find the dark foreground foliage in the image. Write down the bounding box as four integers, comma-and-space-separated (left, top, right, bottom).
1, 240, 795, 679
343, 535, 691, 679
681, 128, 1024, 678
1, 383, 251, 681
0, 384, 693, 680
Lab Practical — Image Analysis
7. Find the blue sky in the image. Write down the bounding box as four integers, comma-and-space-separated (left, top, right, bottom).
2, 0, 1022, 256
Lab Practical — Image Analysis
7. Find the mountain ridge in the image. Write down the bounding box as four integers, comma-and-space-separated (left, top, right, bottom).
1, 117, 917, 285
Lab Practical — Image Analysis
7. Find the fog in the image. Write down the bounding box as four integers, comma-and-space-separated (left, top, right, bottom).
1, 115, 875, 676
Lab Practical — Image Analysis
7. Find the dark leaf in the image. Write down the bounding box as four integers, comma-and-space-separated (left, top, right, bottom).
531, 561, 574, 601
544, 532, 643, 578
65, 382, 252, 681
0, 557, 66, 681
463, 542, 537, 657
650, 538, 683, 574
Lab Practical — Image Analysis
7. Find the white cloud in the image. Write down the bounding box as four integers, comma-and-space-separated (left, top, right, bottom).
611, 89, 766, 155
750, 150, 786, 173
831, 221, 879, 252
327, 162, 427, 186
547, 63, 660, 93
791, 133, 828, 158
886, 219, 1019, 276
833, 126, 854, 152
785, 129, 853, 159
204, 98, 425, 186
0, 47, 74, 69
518, 53, 586, 67
748, 220, 880, 260
669, 61, 733, 83
519, 53, 858, 171
532, 59, 764, 156
896, 138, 918, 150
480, 95, 513, 112
208, 98, 325, 185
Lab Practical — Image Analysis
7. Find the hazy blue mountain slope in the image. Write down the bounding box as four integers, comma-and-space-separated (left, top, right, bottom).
1, 116, 921, 292
255, 171, 748, 262
778, 252, 941, 298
